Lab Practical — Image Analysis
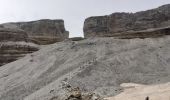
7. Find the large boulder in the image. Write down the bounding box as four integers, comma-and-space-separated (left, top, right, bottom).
84, 4, 170, 38
1, 19, 69, 44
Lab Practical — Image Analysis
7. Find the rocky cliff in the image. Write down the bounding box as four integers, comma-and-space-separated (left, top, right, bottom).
0, 28, 39, 66
0, 19, 69, 66
0, 28, 28, 42
1, 19, 69, 44
84, 4, 170, 38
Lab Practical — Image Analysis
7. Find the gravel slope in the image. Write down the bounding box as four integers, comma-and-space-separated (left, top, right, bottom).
0, 36, 170, 100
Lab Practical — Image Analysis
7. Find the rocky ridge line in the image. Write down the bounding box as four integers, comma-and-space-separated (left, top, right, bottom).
84, 4, 170, 38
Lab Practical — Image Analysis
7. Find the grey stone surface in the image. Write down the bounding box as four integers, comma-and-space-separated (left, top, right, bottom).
0, 36, 170, 100
1, 19, 69, 44
0, 28, 39, 66
0, 19, 69, 66
84, 4, 170, 37
0, 28, 28, 42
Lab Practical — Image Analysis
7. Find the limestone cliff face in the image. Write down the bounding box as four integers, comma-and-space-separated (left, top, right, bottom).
1, 19, 69, 44
84, 4, 170, 38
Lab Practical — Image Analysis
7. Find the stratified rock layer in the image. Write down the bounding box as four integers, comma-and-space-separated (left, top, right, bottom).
0, 28, 28, 42
0, 28, 39, 66
1, 19, 69, 44
0, 42, 39, 66
0, 19, 69, 66
84, 4, 170, 38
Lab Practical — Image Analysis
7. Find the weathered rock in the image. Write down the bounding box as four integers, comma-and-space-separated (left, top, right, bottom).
48, 84, 103, 100
1, 19, 69, 44
113, 27, 170, 39
0, 28, 39, 66
0, 42, 39, 66
84, 4, 170, 38
0, 28, 28, 42
0, 19, 68, 66
69, 37, 85, 41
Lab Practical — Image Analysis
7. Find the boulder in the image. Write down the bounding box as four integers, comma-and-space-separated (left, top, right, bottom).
84, 4, 170, 38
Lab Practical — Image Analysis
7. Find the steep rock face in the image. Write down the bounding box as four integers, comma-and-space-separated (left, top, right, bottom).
84, 4, 170, 37
0, 42, 39, 66
113, 27, 170, 39
0, 28, 28, 42
1, 19, 69, 44
0, 19, 68, 66
0, 28, 39, 66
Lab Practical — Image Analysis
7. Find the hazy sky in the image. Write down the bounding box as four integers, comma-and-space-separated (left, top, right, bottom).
0, 0, 170, 37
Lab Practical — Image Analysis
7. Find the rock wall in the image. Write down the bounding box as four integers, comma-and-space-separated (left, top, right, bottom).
0, 19, 69, 66
0, 28, 39, 66
0, 42, 39, 66
84, 4, 170, 38
0, 28, 28, 42
1, 19, 69, 44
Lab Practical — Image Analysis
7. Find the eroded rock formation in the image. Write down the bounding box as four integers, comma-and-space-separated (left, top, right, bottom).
84, 4, 170, 38
0, 42, 39, 66
0, 19, 69, 66
0, 28, 28, 42
0, 28, 39, 66
1, 19, 69, 44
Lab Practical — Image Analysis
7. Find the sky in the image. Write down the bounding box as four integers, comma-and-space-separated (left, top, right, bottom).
0, 0, 170, 37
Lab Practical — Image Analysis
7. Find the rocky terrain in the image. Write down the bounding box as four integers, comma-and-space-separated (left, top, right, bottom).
0, 19, 69, 44
84, 4, 170, 38
0, 4, 170, 100
0, 36, 170, 100
0, 41, 39, 66
0, 28, 28, 42
0, 28, 39, 66
0, 19, 69, 66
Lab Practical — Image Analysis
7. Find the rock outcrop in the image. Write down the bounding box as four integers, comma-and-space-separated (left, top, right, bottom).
0, 19, 69, 66
0, 42, 39, 66
113, 27, 170, 39
84, 4, 170, 38
0, 28, 39, 66
0, 28, 28, 42
1, 19, 69, 44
